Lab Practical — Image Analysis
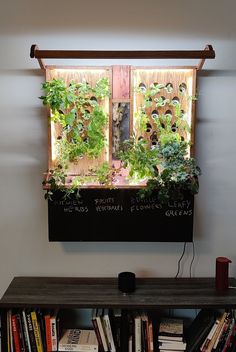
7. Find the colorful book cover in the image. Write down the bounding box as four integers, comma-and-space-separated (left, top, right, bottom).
30, 311, 43, 352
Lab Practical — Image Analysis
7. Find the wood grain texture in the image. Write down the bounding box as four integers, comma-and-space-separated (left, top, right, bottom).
132, 68, 196, 155
46, 67, 111, 175
1, 277, 236, 309
112, 66, 130, 99
32, 49, 215, 60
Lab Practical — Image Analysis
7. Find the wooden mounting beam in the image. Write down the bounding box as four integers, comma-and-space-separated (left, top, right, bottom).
30, 45, 46, 69
30, 44, 215, 68
197, 44, 214, 70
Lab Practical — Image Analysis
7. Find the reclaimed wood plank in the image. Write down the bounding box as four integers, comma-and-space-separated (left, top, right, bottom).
1, 277, 236, 309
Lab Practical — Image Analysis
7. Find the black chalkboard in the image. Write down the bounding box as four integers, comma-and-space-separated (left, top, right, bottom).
48, 189, 194, 242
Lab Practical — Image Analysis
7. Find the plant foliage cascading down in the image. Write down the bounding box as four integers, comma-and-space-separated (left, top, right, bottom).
119, 82, 201, 202
40, 77, 111, 199
40, 76, 200, 203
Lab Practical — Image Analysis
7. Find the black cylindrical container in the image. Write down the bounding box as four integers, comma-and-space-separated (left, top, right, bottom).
118, 272, 136, 293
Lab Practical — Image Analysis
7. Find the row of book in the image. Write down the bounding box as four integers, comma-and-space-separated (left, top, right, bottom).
158, 317, 186, 352
92, 309, 236, 352
92, 309, 154, 352
186, 309, 236, 352
4, 308, 236, 352
7, 309, 59, 352
5, 308, 170, 352
92, 309, 185, 352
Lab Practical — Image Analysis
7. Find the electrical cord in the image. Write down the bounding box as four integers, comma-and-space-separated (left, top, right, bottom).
175, 241, 196, 278
175, 242, 187, 278
189, 241, 195, 278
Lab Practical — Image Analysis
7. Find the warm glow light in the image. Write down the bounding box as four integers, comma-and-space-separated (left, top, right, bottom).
53, 69, 108, 74
133, 68, 195, 158
51, 120, 56, 162
187, 74, 193, 127
134, 69, 194, 73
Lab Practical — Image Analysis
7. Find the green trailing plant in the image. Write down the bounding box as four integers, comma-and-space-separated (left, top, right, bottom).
122, 81, 200, 202
119, 138, 160, 182
40, 77, 111, 197
40, 77, 109, 165
42, 166, 67, 200
139, 140, 201, 202
43, 161, 116, 200
41, 76, 200, 203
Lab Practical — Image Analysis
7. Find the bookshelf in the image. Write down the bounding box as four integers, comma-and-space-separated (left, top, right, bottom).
1, 276, 236, 349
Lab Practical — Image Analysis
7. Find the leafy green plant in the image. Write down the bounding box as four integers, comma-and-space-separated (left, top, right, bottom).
94, 162, 115, 186
154, 96, 170, 107
140, 140, 201, 202
134, 108, 149, 133
122, 80, 200, 202
42, 166, 67, 200
40, 78, 109, 165
119, 138, 160, 182
40, 77, 110, 198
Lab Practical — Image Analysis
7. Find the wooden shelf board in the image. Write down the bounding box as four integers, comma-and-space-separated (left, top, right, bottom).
1, 277, 236, 309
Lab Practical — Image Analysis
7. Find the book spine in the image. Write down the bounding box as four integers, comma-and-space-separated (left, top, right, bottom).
50, 315, 57, 351
7, 310, 11, 352
25, 312, 37, 352
222, 319, 236, 352
134, 315, 141, 352
30, 311, 43, 352
95, 311, 108, 352
36, 310, 46, 352
16, 313, 26, 352
205, 312, 228, 352
11, 314, 21, 352
103, 312, 116, 352
128, 335, 133, 352
148, 320, 154, 352
111, 310, 121, 352
200, 318, 220, 352
120, 310, 129, 352
214, 318, 231, 352
44, 315, 52, 352
141, 317, 148, 352
7, 310, 14, 352
22, 310, 32, 352
91, 315, 104, 352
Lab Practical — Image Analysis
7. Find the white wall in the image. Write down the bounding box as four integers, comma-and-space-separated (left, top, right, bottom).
0, 0, 236, 297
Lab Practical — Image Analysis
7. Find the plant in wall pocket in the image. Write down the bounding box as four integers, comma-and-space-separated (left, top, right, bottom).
40, 77, 111, 199
119, 80, 201, 203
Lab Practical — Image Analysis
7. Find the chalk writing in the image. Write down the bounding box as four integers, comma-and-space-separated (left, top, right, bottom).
130, 196, 160, 205
54, 199, 84, 206
63, 206, 89, 213
165, 209, 193, 217
48, 189, 194, 242
130, 203, 162, 212
94, 198, 115, 205
96, 205, 123, 212
168, 200, 192, 209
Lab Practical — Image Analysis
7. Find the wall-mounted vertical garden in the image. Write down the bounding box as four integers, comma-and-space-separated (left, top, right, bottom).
31, 44, 215, 242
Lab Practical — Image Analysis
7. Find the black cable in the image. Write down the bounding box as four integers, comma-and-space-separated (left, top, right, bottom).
175, 242, 187, 278
189, 241, 195, 278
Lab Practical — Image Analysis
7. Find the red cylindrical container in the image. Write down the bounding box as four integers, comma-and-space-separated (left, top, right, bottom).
215, 257, 232, 291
